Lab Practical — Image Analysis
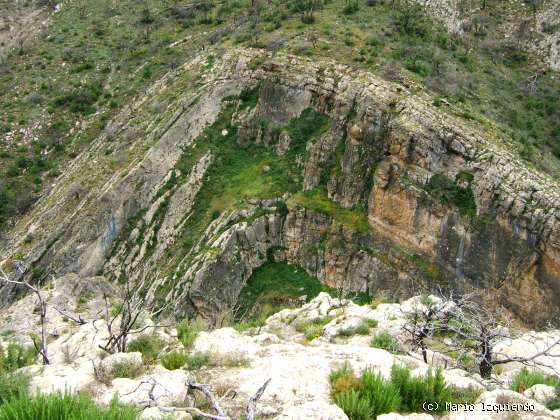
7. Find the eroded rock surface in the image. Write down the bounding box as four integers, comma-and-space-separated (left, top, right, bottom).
1, 48, 559, 326
2, 291, 558, 419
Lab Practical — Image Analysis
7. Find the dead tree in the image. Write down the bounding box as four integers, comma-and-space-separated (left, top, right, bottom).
402, 295, 454, 363
444, 292, 560, 379
99, 277, 170, 354
155, 379, 271, 419
99, 279, 145, 353
0, 266, 50, 364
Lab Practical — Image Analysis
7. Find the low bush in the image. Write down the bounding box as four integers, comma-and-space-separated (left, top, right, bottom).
185, 352, 211, 370
391, 365, 457, 412
295, 316, 333, 341
0, 393, 137, 419
337, 320, 376, 338
370, 331, 401, 354
96, 359, 143, 385
331, 364, 478, 419
330, 364, 362, 397
0, 373, 29, 405
112, 360, 143, 379
161, 351, 188, 370
127, 335, 165, 364
0, 343, 36, 374
177, 320, 199, 348
330, 365, 400, 419
510, 368, 560, 393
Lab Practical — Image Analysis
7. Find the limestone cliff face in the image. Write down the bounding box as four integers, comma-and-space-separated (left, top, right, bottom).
1, 48, 559, 326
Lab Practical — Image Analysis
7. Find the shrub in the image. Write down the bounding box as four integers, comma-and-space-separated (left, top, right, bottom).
361, 369, 401, 416
425, 174, 476, 217
330, 366, 400, 419
330, 364, 362, 397
390, 365, 455, 412
331, 365, 477, 419
51, 82, 103, 115
295, 316, 333, 341
95, 358, 143, 385
0, 373, 29, 405
161, 351, 188, 370
127, 335, 165, 363
334, 389, 373, 420
304, 324, 324, 341
185, 352, 211, 370
510, 368, 560, 394
111, 360, 143, 379
0, 392, 137, 420
547, 392, 560, 411
0, 343, 37, 374
337, 320, 375, 337
366, 319, 378, 328
177, 320, 199, 348
342, 0, 360, 15
370, 332, 401, 354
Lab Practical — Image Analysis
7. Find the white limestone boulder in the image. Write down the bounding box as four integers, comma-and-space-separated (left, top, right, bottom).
25, 362, 95, 395
100, 365, 190, 407
277, 401, 349, 419
524, 384, 558, 404
98, 351, 143, 379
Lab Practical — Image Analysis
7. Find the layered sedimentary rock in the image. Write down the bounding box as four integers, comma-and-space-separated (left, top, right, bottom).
1, 48, 559, 325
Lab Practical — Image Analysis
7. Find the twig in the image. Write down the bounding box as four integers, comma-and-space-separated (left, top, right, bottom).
188, 383, 228, 418
246, 378, 271, 420
53, 306, 87, 325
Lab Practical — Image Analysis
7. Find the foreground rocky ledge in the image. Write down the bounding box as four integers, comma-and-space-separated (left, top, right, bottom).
1, 276, 559, 419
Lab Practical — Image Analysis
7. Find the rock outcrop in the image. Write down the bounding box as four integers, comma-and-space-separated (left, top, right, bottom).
2, 290, 559, 419
1, 48, 559, 325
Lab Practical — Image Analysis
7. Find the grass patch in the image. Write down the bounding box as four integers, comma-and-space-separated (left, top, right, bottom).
0, 392, 137, 419
235, 261, 375, 329
161, 351, 188, 370
290, 188, 370, 234
235, 262, 333, 323
127, 334, 165, 364
176, 319, 200, 348
330, 364, 479, 419
370, 331, 401, 354
0, 373, 30, 406
295, 316, 334, 341
0, 343, 36, 374
510, 368, 560, 393
336, 319, 377, 338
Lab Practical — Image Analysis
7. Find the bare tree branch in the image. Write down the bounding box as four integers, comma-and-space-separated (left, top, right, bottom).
246, 378, 271, 420
0, 266, 50, 364
188, 382, 228, 418
53, 306, 87, 325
